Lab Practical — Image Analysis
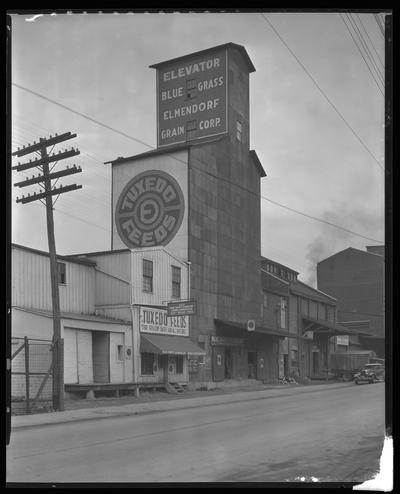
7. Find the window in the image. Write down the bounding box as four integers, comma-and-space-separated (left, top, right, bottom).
186, 78, 197, 98
117, 345, 124, 361
301, 298, 309, 316
290, 349, 298, 367
172, 266, 181, 298
318, 303, 327, 321
263, 293, 268, 308
141, 353, 154, 375
236, 120, 242, 141
280, 297, 288, 329
186, 120, 197, 132
143, 259, 153, 292
176, 355, 184, 374
57, 262, 66, 284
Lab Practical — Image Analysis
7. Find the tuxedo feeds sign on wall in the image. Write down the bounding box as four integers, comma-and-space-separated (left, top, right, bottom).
152, 48, 228, 147
115, 170, 185, 248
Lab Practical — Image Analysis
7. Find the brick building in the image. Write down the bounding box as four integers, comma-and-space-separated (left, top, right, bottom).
317, 246, 385, 358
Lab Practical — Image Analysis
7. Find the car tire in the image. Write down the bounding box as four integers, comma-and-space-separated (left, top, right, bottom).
355, 380, 359, 385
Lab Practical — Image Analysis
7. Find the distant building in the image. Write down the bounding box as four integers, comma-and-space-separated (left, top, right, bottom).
317, 246, 385, 357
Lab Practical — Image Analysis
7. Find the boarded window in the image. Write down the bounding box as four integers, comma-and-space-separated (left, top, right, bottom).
172, 266, 181, 298
141, 353, 154, 375
143, 259, 153, 292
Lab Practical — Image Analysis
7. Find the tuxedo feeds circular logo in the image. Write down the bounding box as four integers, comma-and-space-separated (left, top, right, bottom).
115, 170, 185, 248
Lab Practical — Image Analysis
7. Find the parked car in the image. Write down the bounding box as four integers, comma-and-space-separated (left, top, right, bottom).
354, 363, 385, 384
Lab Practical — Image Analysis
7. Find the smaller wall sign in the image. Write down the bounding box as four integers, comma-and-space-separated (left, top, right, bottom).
336, 335, 349, 346
167, 299, 197, 316
210, 336, 244, 346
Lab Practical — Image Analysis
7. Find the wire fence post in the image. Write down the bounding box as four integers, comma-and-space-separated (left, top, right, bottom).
24, 336, 30, 414
58, 338, 65, 411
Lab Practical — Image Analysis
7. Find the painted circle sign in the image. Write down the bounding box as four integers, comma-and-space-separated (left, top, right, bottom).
115, 170, 185, 248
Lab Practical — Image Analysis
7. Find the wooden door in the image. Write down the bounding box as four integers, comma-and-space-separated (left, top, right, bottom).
64, 329, 78, 384
92, 331, 110, 383
212, 347, 225, 382
110, 332, 124, 383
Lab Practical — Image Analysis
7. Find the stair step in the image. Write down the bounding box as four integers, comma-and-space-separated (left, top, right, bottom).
166, 382, 186, 394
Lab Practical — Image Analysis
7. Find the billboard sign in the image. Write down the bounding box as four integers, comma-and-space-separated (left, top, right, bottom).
139, 306, 189, 336
115, 170, 185, 249
155, 48, 228, 147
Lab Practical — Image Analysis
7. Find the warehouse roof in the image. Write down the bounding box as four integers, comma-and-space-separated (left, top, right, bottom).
11, 243, 97, 267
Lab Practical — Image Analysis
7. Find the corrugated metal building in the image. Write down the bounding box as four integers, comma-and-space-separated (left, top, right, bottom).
11, 244, 133, 391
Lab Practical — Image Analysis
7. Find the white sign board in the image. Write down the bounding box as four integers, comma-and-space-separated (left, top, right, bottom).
336, 335, 349, 346
139, 306, 189, 336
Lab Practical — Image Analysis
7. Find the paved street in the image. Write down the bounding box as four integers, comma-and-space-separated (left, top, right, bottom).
7, 382, 385, 484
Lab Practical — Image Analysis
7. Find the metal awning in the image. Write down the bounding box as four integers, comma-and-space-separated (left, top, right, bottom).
301, 316, 368, 337
140, 334, 206, 355
214, 318, 291, 339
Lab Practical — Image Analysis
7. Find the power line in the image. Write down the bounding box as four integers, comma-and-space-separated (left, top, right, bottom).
356, 13, 384, 69
341, 13, 384, 94
259, 13, 384, 172
24, 200, 112, 234
373, 13, 385, 37
12, 83, 153, 151
349, 13, 384, 83
11, 82, 384, 244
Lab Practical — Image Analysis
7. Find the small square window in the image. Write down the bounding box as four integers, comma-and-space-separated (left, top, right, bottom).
57, 262, 66, 284
186, 120, 197, 132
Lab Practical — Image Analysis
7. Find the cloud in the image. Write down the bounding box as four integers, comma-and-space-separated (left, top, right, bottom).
304, 201, 384, 287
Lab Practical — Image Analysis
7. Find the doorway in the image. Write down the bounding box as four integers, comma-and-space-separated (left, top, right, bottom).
212, 347, 225, 381
248, 351, 256, 379
92, 331, 110, 383
283, 354, 289, 378
225, 348, 233, 379
312, 351, 319, 376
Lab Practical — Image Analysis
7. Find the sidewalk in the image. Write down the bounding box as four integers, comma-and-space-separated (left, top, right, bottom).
10, 381, 355, 431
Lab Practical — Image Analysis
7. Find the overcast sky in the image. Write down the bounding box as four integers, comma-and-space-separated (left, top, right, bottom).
10, 10, 387, 287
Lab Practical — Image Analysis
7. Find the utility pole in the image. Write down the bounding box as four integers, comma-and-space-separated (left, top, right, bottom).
12, 132, 83, 411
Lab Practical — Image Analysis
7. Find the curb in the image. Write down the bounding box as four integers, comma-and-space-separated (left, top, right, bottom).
10, 382, 356, 431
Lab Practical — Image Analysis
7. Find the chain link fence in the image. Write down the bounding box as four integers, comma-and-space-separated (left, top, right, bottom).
11, 337, 54, 415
